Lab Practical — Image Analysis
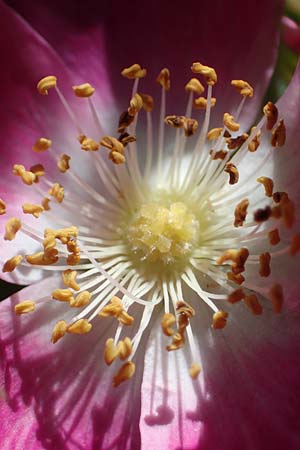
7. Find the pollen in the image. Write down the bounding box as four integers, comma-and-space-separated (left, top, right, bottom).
13, 164, 36, 185
72, 83, 95, 97
67, 319, 92, 334
32, 137, 52, 152
4, 217, 21, 241
231, 79, 254, 97
113, 361, 135, 387
223, 113, 240, 132
62, 269, 80, 291
257, 177, 274, 197
57, 154, 71, 173
2, 255, 23, 273
51, 320, 67, 343
185, 78, 204, 95
37, 75, 57, 95
22, 203, 44, 218
14, 300, 35, 315
48, 183, 64, 203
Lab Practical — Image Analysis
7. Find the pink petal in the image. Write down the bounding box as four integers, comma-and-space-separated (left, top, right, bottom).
282, 16, 300, 53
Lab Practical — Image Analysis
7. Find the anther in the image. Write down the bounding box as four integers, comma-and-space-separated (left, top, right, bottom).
32, 137, 52, 152
207, 128, 223, 141
26, 251, 58, 265
121, 64, 146, 79
184, 118, 198, 137
243, 294, 262, 315
263, 101, 278, 130
191, 62, 217, 85
118, 111, 135, 133
51, 320, 67, 343
269, 284, 284, 313
52, 289, 74, 302
156, 68, 171, 91
109, 151, 126, 164
42, 197, 51, 211
62, 269, 80, 291
22, 203, 44, 218
210, 150, 227, 160
70, 291, 91, 307
128, 93, 143, 116
13, 164, 36, 185
227, 272, 245, 285
231, 80, 254, 97
224, 162, 239, 185
78, 135, 99, 152
212, 311, 228, 329
189, 363, 201, 379
119, 133, 136, 147
259, 252, 271, 277
0, 198, 6, 215
248, 128, 261, 152
37, 75, 57, 95
104, 338, 119, 365
117, 337, 133, 360
268, 229, 280, 246
67, 319, 92, 334
139, 93, 154, 112
164, 115, 185, 128
113, 361, 136, 387
290, 234, 300, 256
223, 113, 240, 132
166, 332, 185, 351
227, 288, 245, 304
57, 154, 71, 173
185, 78, 205, 95
234, 199, 249, 227
161, 313, 176, 336
194, 96, 216, 109
14, 300, 35, 315
72, 83, 95, 97
48, 183, 64, 203
2, 255, 23, 272
257, 177, 273, 197
271, 119, 286, 147
30, 164, 45, 182
254, 206, 272, 223
226, 133, 249, 150
217, 248, 249, 274
100, 136, 124, 153
4, 218, 21, 241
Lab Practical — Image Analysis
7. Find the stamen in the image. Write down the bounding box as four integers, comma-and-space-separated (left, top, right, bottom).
234, 199, 249, 227
227, 288, 245, 304
290, 234, 300, 256
62, 269, 80, 291
185, 78, 204, 95
0, 198, 6, 215
72, 83, 95, 97
269, 284, 284, 313
211, 310, 228, 329
67, 319, 92, 334
268, 229, 280, 245
22, 203, 44, 218
191, 62, 217, 85
30, 164, 45, 182
244, 294, 262, 315
14, 300, 35, 315
161, 312, 176, 336
52, 289, 74, 302
51, 320, 67, 343
189, 362, 201, 379
223, 113, 240, 132
231, 79, 254, 97
13, 164, 36, 185
271, 119, 286, 147
37, 76, 57, 95
224, 162, 239, 184
2, 255, 23, 272
113, 361, 135, 387
57, 154, 71, 173
248, 128, 261, 152
156, 68, 171, 91
263, 101, 278, 130
4, 218, 21, 241
70, 291, 92, 307
121, 64, 146, 79
257, 177, 274, 197
48, 183, 64, 203
259, 252, 271, 277
207, 127, 223, 141
32, 137, 52, 152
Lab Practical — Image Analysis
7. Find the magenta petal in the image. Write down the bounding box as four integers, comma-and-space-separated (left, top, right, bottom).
0, 277, 144, 449
282, 16, 300, 53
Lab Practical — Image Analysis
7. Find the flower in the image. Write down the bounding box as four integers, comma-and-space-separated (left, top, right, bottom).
1, 1, 300, 449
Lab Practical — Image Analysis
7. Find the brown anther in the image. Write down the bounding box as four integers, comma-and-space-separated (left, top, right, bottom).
72, 83, 95, 97
118, 111, 135, 133
210, 150, 227, 160
4, 218, 21, 241
139, 93, 154, 112
269, 284, 284, 314
30, 163, 45, 182
166, 332, 185, 352
223, 113, 240, 132
100, 136, 124, 153
104, 338, 119, 365
2, 255, 23, 273
257, 177, 274, 197
0, 198, 6, 215
42, 197, 51, 211
189, 363, 201, 379
281, 197, 295, 229
231, 79, 254, 97
78, 135, 99, 152
273, 191, 288, 204
70, 290, 92, 307
185, 78, 205, 95
51, 320, 68, 343
227, 272, 245, 285
37, 75, 57, 95
67, 253, 81, 266
194, 96, 216, 110
224, 162, 239, 185
128, 93, 143, 117
191, 62, 217, 85
32, 137, 52, 152
271, 119, 286, 147
164, 115, 185, 129
26, 251, 58, 265
243, 294, 262, 315
156, 68, 170, 91
263, 101, 278, 130
259, 252, 271, 277
117, 337, 133, 360
13, 164, 36, 185
290, 234, 300, 256
268, 229, 280, 246
254, 206, 272, 223
227, 288, 245, 304
62, 269, 80, 291
161, 313, 176, 336
52, 289, 74, 303
109, 151, 126, 165
234, 199, 249, 227
119, 133, 136, 147
184, 118, 198, 137
121, 64, 146, 79
248, 127, 261, 152
48, 183, 64, 203
212, 311, 228, 329
57, 154, 71, 173
217, 248, 249, 274
176, 300, 195, 319
207, 128, 223, 141
67, 319, 92, 334
113, 361, 136, 387
22, 203, 44, 218
14, 300, 35, 315
226, 133, 249, 150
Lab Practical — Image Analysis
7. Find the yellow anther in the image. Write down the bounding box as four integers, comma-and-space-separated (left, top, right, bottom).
193, 96, 216, 109
224, 162, 239, 185
254, 206, 272, 223
139, 93, 154, 112
52, 289, 74, 303
189, 363, 201, 379
99, 296, 123, 318
121, 64, 146, 79
128, 93, 143, 116
4, 218, 21, 241
263, 101, 278, 130
26, 251, 58, 265
234, 198, 249, 227
42, 197, 51, 211
57, 154, 71, 173
14, 300, 35, 315
243, 294, 262, 315
13, 164, 36, 185
51, 320, 68, 343
37, 75, 57, 95
117, 337, 133, 360
290, 234, 300, 256
119, 133, 137, 147
164, 115, 185, 128
32, 137, 52, 152
22, 203, 44, 218
166, 332, 185, 351
48, 183, 64, 203
118, 310, 134, 326
207, 127, 223, 141
67, 319, 92, 334
30, 164, 45, 182
259, 252, 271, 277
67, 252, 81, 266
227, 288, 245, 304
100, 136, 124, 153
109, 151, 126, 165
185, 78, 205, 95
223, 113, 240, 132
191, 62, 217, 85
269, 284, 284, 314
271, 119, 286, 147
183, 118, 198, 137
248, 127, 261, 152
210, 150, 227, 160
113, 361, 136, 387
156, 68, 171, 91
2, 255, 23, 273
231, 79, 254, 97
104, 338, 119, 365
46, 226, 78, 244
227, 272, 245, 285
226, 133, 249, 150
212, 311, 228, 329
70, 291, 91, 307
257, 176, 273, 197
0, 198, 6, 215
78, 135, 99, 152
176, 300, 195, 319
161, 312, 176, 336
72, 83, 95, 97
62, 269, 80, 291
268, 229, 280, 246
